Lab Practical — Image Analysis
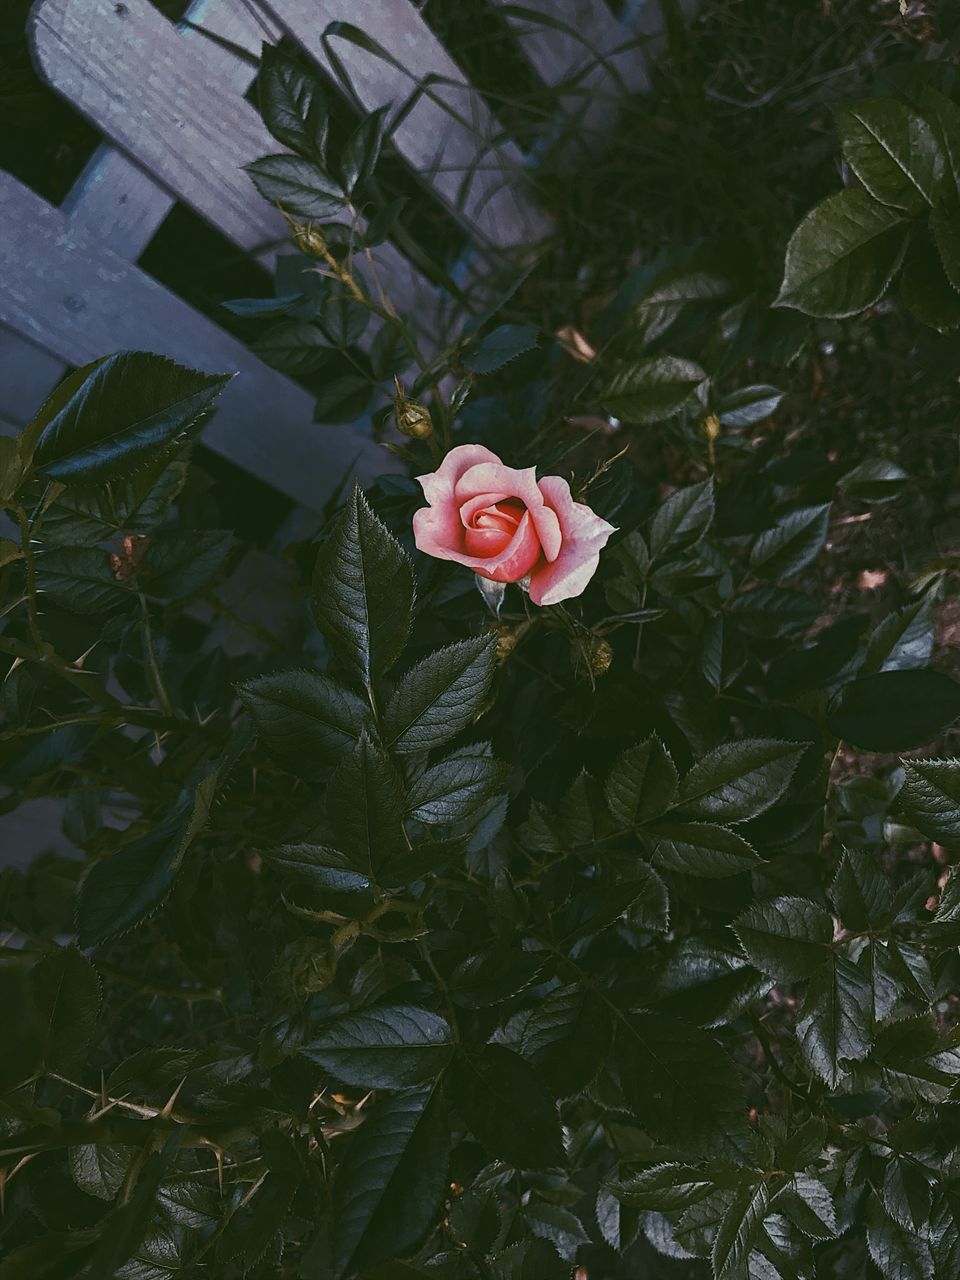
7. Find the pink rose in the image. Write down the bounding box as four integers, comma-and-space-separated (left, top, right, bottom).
412, 444, 616, 606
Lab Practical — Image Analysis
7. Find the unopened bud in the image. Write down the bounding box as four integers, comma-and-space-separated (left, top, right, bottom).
494, 624, 519, 662
586, 636, 614, 677
703, 413, 721, 442
394, 378, 433, 439
284, 212, 328, 259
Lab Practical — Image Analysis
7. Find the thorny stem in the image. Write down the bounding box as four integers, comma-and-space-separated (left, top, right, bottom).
138, 592, 176, 719
12, 504, 43, 651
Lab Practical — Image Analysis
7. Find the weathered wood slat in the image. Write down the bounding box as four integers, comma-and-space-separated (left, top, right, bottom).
2, 0, 277, 428
0, 326, 69, 429
0, 173, 395, 509
62, 0, 277, 254
253, 0, 552, 250
30, 0, 436, 318
30, 0, 301, 253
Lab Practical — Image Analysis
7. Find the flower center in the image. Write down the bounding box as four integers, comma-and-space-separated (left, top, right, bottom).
463, 498, 526, 556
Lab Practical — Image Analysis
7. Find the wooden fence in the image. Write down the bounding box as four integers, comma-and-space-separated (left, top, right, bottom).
0, 0, 678, 511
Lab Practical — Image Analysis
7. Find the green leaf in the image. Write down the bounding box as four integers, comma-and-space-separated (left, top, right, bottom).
866, 1193, 934, 1280
69, 1143, 130, 1201
253, 321, 330, 375
259, 44, 329, 160
625, 862, 671, 933
518, 985, 611, 1096
871, 1016, 960, 1102
651, 938, 768, 1028
449, 949, 545, 1009
552, 881, 653, 944
717, 385, 784, 427
327, 734, 406, 878
920, 87, 960, 200
830, 847, 893, 930
839, 457, 910, 504
615, 1013, 750, 1158
449, 1046, 564, 1169
883, 1157, 932, 1233
76, 772, 219, 948
900, 221, 960, 333
601, 356, 707, 425
264, 844, 372, 900
649, 821, 763, 877
406, 749, 508, 824
828, 670, 960, 751
649, 478, 715, 559
32, 946, 101, 1071
605, 735, 679, 826
219, 1167, 297, 1271
36, 546, 129, 615
139, 528, 234, 600
748, 505, 831, 579
835, 98, 944, 211
303, 1005, 454, 1088
608, 1162, 721, 1212
222, 293, 304, 317
313, 373, 374, 424
897, 758, 960, 845
462, 323, 539, 374
797, 954, 872, 1088
524, 1203, 589, 1263
246, 153, 344, 219
330, 1087, 450, 1279
313, 488, 415, 689
318, 294, 370, 348
712, 1181, 770, 1278
775, 1174, 838, 1239
383, 635, 496, 754
33, 352, 230, 484
775, 189, 908, 317
861, 597, 935, 675
675, 739, 805, 824
732, 896, 834, 980
85, 1142, 179, 1280
238, 669, 372, 774
340, 105, 389, 193
931, 204, 960, 289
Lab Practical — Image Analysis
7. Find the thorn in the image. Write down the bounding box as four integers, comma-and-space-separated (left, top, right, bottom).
159, 1077, 187, 1119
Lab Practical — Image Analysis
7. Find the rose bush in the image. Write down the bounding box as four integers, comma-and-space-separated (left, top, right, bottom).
412, 444, 616, 605
2, 13, 960, 1280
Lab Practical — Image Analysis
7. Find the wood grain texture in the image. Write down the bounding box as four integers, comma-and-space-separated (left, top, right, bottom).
30, 0, 435, 316
62, 0, 278, 254
254, 0, 553, 250
0, 174, 396, 508
2, 0, 272, 423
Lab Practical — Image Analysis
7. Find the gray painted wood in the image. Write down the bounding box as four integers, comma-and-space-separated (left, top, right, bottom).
1, 0, 279, 430
61, 0, 278, 254
30, 0, 443, 323
0, 326, 69, 428
254, 0, 553, 250
0, 173, 396, 509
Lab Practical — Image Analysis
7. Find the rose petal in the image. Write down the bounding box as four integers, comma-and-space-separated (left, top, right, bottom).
416, 444, 503, 511
458, 491, 511, 528
414, 507, 542, 582
528, 475, 616, 606
454, 461, 543, 509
